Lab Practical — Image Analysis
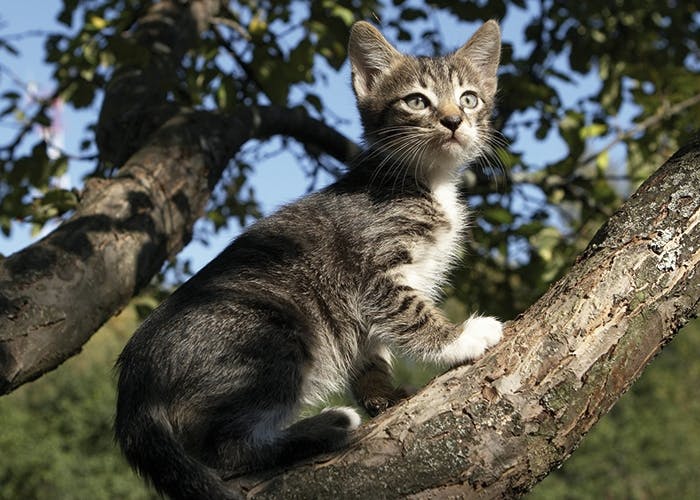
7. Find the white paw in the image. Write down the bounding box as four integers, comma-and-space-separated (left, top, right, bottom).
322, 406, 362, 430
438, 315, 503, 365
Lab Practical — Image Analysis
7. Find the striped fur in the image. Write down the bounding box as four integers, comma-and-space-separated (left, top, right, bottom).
115, 20, 503, 500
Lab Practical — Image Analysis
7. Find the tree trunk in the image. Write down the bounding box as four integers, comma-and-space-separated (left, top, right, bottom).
228, 133, 700, 498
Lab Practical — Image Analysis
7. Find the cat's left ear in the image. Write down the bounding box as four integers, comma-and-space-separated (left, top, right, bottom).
455, 20, 501, 89
348, 21, 402, 100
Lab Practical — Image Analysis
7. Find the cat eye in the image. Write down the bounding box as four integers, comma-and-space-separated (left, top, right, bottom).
403, 93, 430, 110
460, 91, 479, 109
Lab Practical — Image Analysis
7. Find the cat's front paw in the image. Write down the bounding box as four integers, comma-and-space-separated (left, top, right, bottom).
437, 315, 503, 366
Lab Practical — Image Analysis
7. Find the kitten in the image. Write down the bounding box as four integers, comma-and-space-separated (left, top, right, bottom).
115, 20, 502, 500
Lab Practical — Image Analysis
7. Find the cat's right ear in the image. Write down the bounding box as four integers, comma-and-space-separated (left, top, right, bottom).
348, 21, 402, 99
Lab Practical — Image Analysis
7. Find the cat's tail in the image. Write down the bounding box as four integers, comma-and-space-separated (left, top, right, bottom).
115, 407, 241, 500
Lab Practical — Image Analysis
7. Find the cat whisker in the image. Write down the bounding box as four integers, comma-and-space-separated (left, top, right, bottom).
384, 141, 425, 192
367, 135, 423, 187
476, 130, 511, 191
362, 131, 435, 189
393, 138, 429, 193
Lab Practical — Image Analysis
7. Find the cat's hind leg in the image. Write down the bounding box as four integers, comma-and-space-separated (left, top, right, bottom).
275, 406, 361, 465
214, 406, 361, 480
351, 343, 411, 416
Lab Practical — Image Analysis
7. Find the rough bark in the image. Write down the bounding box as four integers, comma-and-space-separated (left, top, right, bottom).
227, 134, 700, 498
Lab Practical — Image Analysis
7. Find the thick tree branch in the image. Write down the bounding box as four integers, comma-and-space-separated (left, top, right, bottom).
227, 134, 700, 498
0, 106, 360, 394
96, 0, 222, 168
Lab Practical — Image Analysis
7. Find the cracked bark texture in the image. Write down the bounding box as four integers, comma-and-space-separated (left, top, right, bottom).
227, 134, 700, 498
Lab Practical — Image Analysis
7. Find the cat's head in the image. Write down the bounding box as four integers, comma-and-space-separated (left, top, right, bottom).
348, 20, 501, 183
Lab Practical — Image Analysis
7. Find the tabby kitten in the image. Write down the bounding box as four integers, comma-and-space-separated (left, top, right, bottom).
115, 20, 502, 500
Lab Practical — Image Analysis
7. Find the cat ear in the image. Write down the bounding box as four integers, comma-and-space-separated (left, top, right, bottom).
455, 20, 501, 82
348, 21, 402, 99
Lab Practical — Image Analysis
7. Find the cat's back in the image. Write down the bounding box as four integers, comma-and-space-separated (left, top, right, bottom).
259, 175, 465, 286
199, 178, 417, 279
125, 175, 461, 353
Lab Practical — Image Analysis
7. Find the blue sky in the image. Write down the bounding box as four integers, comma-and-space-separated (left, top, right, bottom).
0, 1, 607, 274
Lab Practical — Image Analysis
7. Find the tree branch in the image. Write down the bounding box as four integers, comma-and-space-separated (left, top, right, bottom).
0, 105, 360, 394
227, 133, 700, 498
579, 92, 700, 167
95, 0, 221, 169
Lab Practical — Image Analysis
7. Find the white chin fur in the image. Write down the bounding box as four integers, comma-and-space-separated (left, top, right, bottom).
436, 315, 503, 365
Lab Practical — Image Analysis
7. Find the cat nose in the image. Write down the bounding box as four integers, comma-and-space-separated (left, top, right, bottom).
440, 114, 462, 132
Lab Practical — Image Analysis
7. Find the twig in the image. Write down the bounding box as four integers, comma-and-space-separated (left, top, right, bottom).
211, 25, 268, 100
579, 92, 700, 166
210, 16, 250, 40
2, 29, 51, 41
43, 136, 98, 162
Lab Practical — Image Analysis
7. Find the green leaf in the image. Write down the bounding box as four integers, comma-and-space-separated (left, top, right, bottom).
41, 189, 78, 211
530, 226, 562, 263
400, 7, 428, 21
580, 123, 607, 139
248, 15, 267, 37
558, 110, 585, 159
0, 214, 10, 237
330, 5, 355, 27
596, 150, 609, 170
26, 142, 51, 186
216, 83, 228, 108
288, 39, 315, 82
56, 0, 79, 26
61, 80, 96, 109
483, 206, 515, 225
87, 14, 108, 30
